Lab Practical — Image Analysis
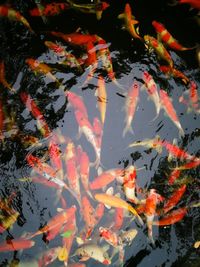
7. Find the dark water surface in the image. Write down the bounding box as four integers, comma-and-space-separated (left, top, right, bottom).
0, 0, 199, 266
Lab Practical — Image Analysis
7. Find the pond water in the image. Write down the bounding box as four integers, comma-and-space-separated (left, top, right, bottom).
0, 0, 199, 267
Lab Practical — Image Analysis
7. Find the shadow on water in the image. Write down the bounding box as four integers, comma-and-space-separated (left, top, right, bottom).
0, 0, 199, 266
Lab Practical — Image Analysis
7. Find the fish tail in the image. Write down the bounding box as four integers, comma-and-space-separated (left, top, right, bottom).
149, 110, 160, 124
112, 78, 125, 90
122, 124, 134, 138
129, 206, 144, 226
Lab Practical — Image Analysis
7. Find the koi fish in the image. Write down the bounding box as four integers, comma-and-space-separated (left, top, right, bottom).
94, 193, 144, 225
48, 138, 63, 179
113, 208, 124, 230
145, 189, 163, 244
119, 228, 138, 246
96, 75, 107, 125
159, 89, 184, 136
90, 168, 123, 190
0, 211, 19, 233
162, 184, 186, 214
123, 81, 139, 137
153, 207, 187, 226
66, 0, 110, 20
50, 31, 97, 46
0, 238, 35, 252
75, 243, 111, 265
27, 206, 76, 239
26, 58, 62, 87
81, 196, 97, 237
44, 41, 83, 71
20, 92, 51, 137
118, 3, 143, 41
0, 61, 15, 92
0, 6, 34, 33
144, 35, 174, 68
30, 3, 70, 17
75, 110, 101, 166
177, 0, 200, 10
38, 247, 60, 267
168, 169, 182, 185
152, 20, 194, 51
159, 65, 190, 85
142, 71, 161, 120
79, 148, 91, 197
93, 117, 103, 148
174, 158, 200, 170
69, 264, 86, 267
65, 91, 88, 119
189, 81, 199, 111
99, 227, 119, 247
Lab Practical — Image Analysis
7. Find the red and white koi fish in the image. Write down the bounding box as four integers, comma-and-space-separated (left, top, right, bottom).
144, 35, 174, 68
145, 189, 163, 244
0, 61, 15, 92
153, 207, 187, 226
162, 184, 186, 214
44, 41, 83, 71
75, 110, 101, 166
118, 3, 143, 41
93, 117, 103, 148
0, 238, 35, 252
96, 75, 107, 125
152, 20, 194, 51
95, 193, 144, 225
65, 91, 88, 119
38, 247, 60, 267
99, 227, 119, 247
0, 6, 34, 33
20, 92, 51, 137
27, 206, 76, 239
75, 243, 111, 265
30, 3, 70, 17
142, 71, 161, 120
159, 89, 184, 136
159, 65, 190, 85
123, 81, 139, 137
50, 31, 97, 46
90, 168, 123, 190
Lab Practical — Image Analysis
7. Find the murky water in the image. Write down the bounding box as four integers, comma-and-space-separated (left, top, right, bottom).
0, 0, 199, 266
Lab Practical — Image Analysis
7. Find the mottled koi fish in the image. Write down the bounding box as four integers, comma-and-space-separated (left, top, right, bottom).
144, 35, 174, 68
118, 3, 143, 41
0, 6, 34, 33
30, 3, 70, 17
152, 20, 194, 51
159, 65, 190, 85
159, 89, 184, 136
99, 227, 119, 247
123, 81, 139, 137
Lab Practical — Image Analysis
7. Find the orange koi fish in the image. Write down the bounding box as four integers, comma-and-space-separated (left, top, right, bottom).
50, 31, 97, 46
113, 208, 124, 230
159, 89, 184, 136
0, 238, 35, 252
153, 207, 187, 226
99, 227, 119, 247
44, 41, 83, 71
30, 3, 70, 17
152, 21, 194, 51
159, 65, 190, 85
66, 0, 110, 20
75, 110, 101, 166
118, 3, 143, 41
20, 92, 51, 137
27, 206, 76, 239
168, 169, 182, 185
93, 117, 103, 148
172, 0, 200, 10
69, 264, 86, 267
65, 91, 88, 119
90, 168, 123, 190
0, 61, 15, 92
144, 35, 174, 68
174, 157, 200, 170
38, 247, 60, 267
189, 81, 199, 110
162, 184, 186, 214
0, 6, 34, 33
79, 147, 91, 197
142, 71, 161, 120
94, 193, 144, 225
123, 81, 140, 137
64, 140, 81, 199
75, 243, 111, 265
48, 138, 63, 179
96, 75, 107, 125
145, 189, 163, 244
26, 58, 62, 87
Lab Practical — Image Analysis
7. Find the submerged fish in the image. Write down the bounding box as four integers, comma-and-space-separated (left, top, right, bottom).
0, 238, 35, 252
153, 207, 187, 226
30, 2, 70, 17
159, 65, 190, 85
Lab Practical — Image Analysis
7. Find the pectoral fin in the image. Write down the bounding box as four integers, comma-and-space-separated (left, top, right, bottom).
118, 13, 125, 19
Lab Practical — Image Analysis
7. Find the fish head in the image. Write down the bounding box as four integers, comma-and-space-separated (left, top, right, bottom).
125, 3, 132, 16
101, 2, 110, 10
152, 20, 163, 32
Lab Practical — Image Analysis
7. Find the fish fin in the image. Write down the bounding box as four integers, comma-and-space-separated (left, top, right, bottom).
131, 19, 139, 25
122, 124, 134, 138
97, 166, 103, 175
121, 25, 126, 30
149, 111, 160, 123
118, 13, 125, 19
105, 204, 111, 209
76, 127, 82, 140
106, 186, 114, 195
168, 138, 177, 161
